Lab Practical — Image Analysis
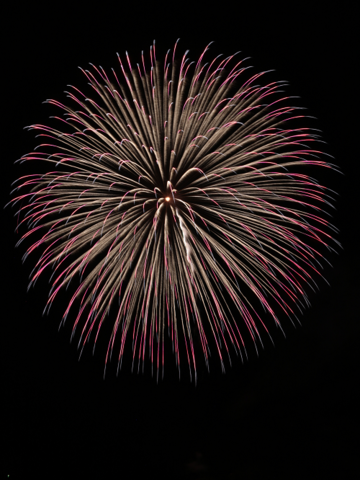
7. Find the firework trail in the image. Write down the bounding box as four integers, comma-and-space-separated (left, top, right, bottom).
8, 40, 340, 382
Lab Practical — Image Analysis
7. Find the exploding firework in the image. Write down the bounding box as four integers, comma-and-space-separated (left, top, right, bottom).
8, 40, 339, 382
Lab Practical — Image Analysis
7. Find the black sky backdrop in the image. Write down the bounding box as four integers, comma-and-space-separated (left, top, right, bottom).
2, 2, 358, 479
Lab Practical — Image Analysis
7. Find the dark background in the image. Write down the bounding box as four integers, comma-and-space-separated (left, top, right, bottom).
2, 2, 358, 479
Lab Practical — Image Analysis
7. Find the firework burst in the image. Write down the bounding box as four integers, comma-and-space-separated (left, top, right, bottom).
8, 40, 340, 382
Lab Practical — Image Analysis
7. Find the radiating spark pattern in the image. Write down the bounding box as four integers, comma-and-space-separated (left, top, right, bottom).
8, 40, 339, 382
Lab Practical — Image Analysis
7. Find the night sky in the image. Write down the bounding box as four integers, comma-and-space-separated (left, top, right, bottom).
2, 2, 358, 479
